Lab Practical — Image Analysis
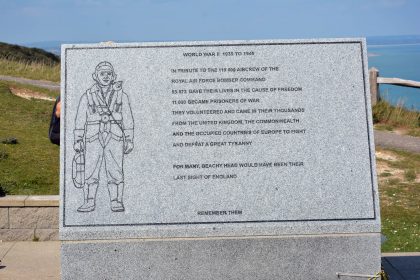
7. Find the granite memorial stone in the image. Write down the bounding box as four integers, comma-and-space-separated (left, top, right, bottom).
60, 38, 381, 279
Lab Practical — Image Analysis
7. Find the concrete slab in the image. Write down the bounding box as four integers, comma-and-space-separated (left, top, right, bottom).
24, 195, 59, 207
0, 241, 60, 280
0, 242, 15, 260
0, 229, 34, 242
0, 196, 28, 207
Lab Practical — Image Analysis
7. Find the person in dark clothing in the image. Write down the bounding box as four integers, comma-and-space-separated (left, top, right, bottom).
49, 96, 61, 145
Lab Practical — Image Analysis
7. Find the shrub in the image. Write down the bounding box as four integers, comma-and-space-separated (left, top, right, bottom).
372, 100, 420, 128
404, 169, 416, 182
0, 185, 8, 197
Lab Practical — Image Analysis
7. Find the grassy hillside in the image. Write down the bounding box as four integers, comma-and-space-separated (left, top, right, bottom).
0, 42, 59, 65
0, 58, 60, 82
0, 82, 59, 195
0, 42, 60, 82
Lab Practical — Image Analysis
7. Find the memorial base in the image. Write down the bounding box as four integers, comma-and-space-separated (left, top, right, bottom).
61, 233, 381, 280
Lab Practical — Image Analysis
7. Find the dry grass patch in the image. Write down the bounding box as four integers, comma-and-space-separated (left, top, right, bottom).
0, 58, 60, 82
373, 100, 420, 137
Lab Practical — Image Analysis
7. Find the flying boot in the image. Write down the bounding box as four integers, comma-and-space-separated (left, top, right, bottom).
109, 182, 125, 212
77, 183, 98, 212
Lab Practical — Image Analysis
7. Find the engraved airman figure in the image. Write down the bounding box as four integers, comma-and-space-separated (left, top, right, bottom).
73, 61, 134, 212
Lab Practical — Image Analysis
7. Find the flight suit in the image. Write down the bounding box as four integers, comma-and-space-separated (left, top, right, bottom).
74, 81, 134, 212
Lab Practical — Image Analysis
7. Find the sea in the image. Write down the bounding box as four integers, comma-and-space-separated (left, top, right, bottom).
367, 38, 420, 111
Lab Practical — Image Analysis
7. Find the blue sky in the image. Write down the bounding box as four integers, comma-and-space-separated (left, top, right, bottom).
1, 0, 419, 44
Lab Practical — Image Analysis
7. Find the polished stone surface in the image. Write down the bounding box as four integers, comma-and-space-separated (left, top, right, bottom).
60, 38, 381, 279
60, 38, 379, 240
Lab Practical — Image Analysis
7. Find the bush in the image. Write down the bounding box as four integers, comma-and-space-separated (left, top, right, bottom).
404, 169, 416, 182
373, 100, 420, 128
0, 185, 8, 197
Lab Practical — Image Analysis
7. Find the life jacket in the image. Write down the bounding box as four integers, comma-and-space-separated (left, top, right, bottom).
86, 82, 123, 118
84, 82, 125, 146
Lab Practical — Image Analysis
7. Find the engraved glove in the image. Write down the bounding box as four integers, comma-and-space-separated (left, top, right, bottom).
73, 129, 85, 153
74, 140, 84, 153
124, 140, 134, 154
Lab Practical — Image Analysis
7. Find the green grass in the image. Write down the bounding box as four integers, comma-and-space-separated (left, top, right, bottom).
0, 42, 60, 82
381, 181, 419, 252
377, 148, 420, 252
0, 58, 60, 82
0, 82, 59, 195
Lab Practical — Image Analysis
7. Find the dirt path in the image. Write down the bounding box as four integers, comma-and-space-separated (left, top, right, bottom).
374, 130, 420, 154
0, 75, 59, 91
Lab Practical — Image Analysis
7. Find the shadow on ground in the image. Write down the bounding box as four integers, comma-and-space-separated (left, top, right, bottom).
382, 255, 420, 280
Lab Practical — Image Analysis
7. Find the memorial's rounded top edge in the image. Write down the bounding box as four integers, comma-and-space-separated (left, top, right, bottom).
60, 37, 366, 51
